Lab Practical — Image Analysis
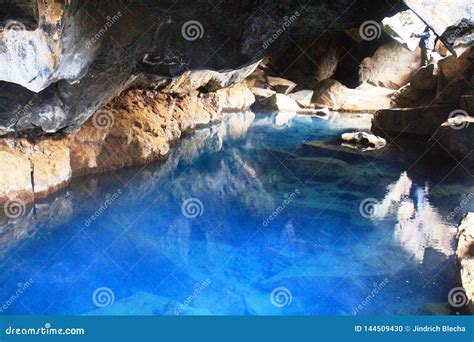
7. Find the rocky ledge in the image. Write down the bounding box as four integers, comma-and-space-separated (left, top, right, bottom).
0, 82, 254, 206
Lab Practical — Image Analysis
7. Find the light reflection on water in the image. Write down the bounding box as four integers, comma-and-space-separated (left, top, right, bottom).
0, 112, 472, 315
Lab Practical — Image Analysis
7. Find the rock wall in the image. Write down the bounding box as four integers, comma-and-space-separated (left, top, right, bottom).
0, 83, 255, 206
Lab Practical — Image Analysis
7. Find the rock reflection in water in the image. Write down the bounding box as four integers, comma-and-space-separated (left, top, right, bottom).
371, 172, 457, 263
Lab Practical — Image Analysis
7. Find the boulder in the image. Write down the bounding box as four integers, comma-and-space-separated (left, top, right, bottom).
359, 41, 421, 89
456, 213, 474, 312
372, 105, 457, 138
428, 115, 474, 165
266, 76, 297, 94
253, 93, 302, 113
311, 79, 395, 112
341, 132, 387, 151
288, 90, 314, 108
410, 64, 439, 91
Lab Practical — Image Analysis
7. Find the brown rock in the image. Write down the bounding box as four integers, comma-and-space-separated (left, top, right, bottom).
28, 140, 71, 198
0, 147, 33, 206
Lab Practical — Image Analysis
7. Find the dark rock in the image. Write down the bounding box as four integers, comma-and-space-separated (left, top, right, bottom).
0, 0, 405, 136
373, 105, 458, 138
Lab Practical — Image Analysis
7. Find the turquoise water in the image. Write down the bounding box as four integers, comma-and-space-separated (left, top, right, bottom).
0, 112, 472, 315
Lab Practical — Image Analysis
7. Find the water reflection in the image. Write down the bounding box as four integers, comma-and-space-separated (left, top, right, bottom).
0, 112, 472, 315
371, 172, 457, 263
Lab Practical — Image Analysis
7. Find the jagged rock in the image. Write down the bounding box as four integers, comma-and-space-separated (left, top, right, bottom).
456, 213, 474, 312
428, 116, 474, 165
288, 90, 314, 108
311, 79, 395, 112
341, 132, 387, 151
0, 0, 404, 136
410, 64, 439, 90
373, 105, 457, 138
359, 41, 421, 89
266, 76, 297, 94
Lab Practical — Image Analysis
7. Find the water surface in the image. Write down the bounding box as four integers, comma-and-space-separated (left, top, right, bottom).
1, 112, 472, 315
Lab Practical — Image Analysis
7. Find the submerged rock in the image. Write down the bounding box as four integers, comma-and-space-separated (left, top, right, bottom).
341, 132, 387, 151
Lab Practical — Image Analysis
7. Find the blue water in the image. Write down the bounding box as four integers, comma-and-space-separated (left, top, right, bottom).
1, 112, 473, 315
